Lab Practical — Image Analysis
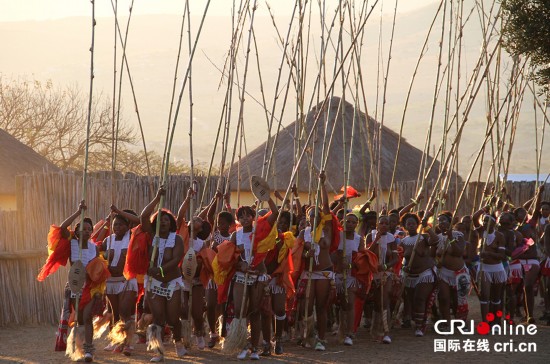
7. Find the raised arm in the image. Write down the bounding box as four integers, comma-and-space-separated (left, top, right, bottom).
274, 190, 290, 211
359, 188, 376, 215
223, 191, 232, 212
111, 204, 140, 225
472, 205, 488, 229
176, 187, 194, 229
291, 184, 302, 219
331, 198, 345, 215
530, 185, 545, 220
266, 196, 279, 226
199, 190, 222, 226
61, 200, 86, 239
400, 194, 424, 218
320, 171, 330, 215
421, 205, 439, 245
141, 187, 164, 234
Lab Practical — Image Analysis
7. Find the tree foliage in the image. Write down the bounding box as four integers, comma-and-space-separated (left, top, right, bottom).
0, 77, 200, 175
501, 0, 550, 94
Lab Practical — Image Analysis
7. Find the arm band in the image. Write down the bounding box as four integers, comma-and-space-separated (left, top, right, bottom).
159, 266, 164, 277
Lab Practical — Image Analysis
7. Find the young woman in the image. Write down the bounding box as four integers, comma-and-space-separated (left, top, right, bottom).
141, 187, 185, 362
498, 212, 522, 323
231, 194, 279, 360
436, 214, 470, 324
299, 171, 337, 351
336, 212, 365, 345
260, 210, 296, 356
472, 208, 506, 323
399, 209, 438, 336
177, 187, 213, 353
204, 209, 234, 348
38, 200, 107, 362
366, 215, 398, 344
102, 207, 140, 355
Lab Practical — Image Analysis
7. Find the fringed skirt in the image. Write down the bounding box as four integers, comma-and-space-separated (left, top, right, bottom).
479, 263, 507, 284
403, 267, 436, 288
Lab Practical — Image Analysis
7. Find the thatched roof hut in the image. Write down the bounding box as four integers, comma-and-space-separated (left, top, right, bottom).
0, 128, 59, 195
229, 97, 457, 195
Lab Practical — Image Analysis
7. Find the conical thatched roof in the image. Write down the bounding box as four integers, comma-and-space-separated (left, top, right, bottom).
229, 97, 457, 194
0, 129, 59, 194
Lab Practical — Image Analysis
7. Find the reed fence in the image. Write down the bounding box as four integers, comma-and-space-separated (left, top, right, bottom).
0, 170, 219, 326
0, 171, 547, 326
395, 180, 549, 217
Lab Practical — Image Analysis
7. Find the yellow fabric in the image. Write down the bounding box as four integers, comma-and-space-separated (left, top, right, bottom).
313, 213, 332, 243
212, 256, 227, 285
89, 255, 109, 297
90, 281, 106, 297
136, 274, 144, 285
255, 223, 278, 254
47, 225, 73, 256
278, 231, 295, 263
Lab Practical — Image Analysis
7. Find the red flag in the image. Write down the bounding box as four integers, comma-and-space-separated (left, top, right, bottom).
37, 225, 71, 281
334, 185, 361, 200
123, 225, 152, 282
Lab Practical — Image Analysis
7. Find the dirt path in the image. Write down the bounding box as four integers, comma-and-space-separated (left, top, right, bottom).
1, 296, 549, 363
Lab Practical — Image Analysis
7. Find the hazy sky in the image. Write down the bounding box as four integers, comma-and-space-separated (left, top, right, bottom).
2, 0, 546, 176
0, 0, 439, 22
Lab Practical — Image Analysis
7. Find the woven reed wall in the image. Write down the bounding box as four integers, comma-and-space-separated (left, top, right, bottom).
395, 180, 549, 217
0, 171, 547, 326
0, 171, 220, 326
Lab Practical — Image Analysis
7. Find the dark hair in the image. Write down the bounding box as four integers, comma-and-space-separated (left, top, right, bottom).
279, 211, 292, 224
74, 217, 94, 238
236, 206, 255, 219
498, 212, 514, 224
401, 212, 420, 226
151, 210, 177, 232
438, 211, 452, 223
541, 201, 550, 209
512, 207, 526, 218
329, 201, 340, 210
218, 211, 234, 225
123, 209, 138, 216
389, 209, 399, 215
197, 220, 212, 240
453, 222, 466, 231
364, 211, 378, 219
113, 214, 129, 225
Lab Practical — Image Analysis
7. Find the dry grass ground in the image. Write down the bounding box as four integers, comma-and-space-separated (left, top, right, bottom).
0, 296, 549, 364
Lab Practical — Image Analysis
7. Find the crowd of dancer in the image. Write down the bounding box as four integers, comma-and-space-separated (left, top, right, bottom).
37, 175, 550, 362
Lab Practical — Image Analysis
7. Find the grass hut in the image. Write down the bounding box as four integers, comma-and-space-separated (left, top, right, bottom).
228, 96, 452, 207
0, 128, 59, 210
